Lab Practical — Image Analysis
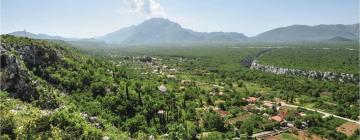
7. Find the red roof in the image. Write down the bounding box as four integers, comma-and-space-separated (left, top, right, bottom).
246, 97, 257, 103
271, 109, 288, 122
271, 116, 283, 122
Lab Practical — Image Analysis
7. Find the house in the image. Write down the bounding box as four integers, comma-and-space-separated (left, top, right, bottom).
169, 68, 177, 72
262, 113, 269, 117
180, 80, 191, 85
166, 75, 176, 79
271, 115, 283, 122
271, 109, 289, 122
158, 110, 165, 114
246, 97, 257, 103
158, 85, 167, 93
287, 123, 295, 127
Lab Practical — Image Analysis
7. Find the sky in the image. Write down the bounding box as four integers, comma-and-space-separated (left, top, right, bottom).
1, 0, 359, 38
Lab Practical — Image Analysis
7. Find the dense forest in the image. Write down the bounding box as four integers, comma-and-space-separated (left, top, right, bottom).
1, 35, 359, 139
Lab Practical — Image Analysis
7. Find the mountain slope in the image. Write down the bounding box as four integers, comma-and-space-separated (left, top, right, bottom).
253, 24, 359, 42
100, 18, 247, 44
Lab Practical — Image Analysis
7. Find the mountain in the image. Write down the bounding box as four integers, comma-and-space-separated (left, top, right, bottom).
328, 36, 353, 41
253, 24, 359, 42
100, 18, 248, 44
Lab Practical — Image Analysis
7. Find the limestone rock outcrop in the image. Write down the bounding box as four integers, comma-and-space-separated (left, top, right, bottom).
250, 60, 358, 83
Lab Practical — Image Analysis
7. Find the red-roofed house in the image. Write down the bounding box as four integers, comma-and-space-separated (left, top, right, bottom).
246, 97, 257, 103
271, 109, 289, 122
271, 115, 283, 122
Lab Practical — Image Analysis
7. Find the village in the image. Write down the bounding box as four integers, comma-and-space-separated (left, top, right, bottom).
111, 55, 360, 140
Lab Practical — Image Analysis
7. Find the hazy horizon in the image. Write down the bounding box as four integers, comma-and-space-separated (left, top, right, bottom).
1, 0, 359, 38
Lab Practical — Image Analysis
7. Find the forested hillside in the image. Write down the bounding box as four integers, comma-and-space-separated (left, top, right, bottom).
0, 35, 129, 139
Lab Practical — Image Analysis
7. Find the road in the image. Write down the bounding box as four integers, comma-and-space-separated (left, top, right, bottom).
280, 102, 360, 125
251, 127, 289, 138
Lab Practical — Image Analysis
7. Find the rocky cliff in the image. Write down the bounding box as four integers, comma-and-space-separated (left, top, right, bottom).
1, 47, 36, 101
0, 35, 64, 108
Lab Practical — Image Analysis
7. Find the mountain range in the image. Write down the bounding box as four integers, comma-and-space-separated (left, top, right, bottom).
7, 18, 359, 44
252, 24, 359, 42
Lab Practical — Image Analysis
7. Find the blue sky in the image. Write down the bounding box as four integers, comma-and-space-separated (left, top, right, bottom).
1, 0, 358, 38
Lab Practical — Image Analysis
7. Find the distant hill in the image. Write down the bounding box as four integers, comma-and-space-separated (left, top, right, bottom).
252, 24, 359, 42
100, 18, 248, 44
8, 31, 76, 41
328, 36, 354, 41
8, 31, 104, 43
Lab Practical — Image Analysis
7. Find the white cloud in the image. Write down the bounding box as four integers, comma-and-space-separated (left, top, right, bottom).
126, 0, 168, 18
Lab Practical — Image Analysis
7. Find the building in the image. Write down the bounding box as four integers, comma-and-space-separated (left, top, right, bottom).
246, 97, 257, 103
271, 115, 283, 122
158, 85, 167, 93
271, 108, 289, 122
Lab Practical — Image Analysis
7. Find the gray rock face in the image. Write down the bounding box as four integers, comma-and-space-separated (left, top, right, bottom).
250, 60, 358, 83
0, 44, 37, 101
0, 41, 62, 102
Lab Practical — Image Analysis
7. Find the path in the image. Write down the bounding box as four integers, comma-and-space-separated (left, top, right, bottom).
280, 102, 360, 125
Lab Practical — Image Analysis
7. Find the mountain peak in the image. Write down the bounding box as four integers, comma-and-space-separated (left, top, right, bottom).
140, 18, 180, 28
144, 18, 171, 23
100, 18, 248, 44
